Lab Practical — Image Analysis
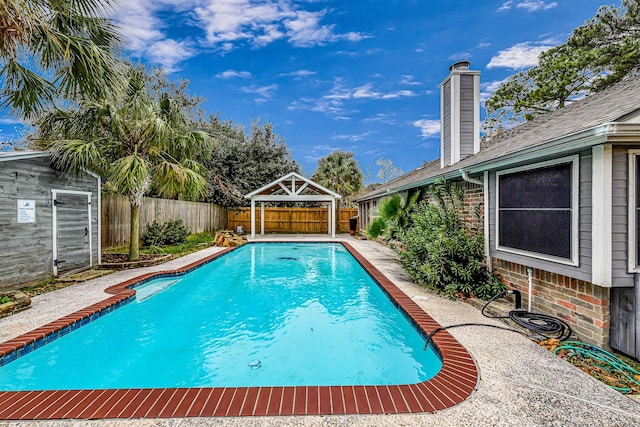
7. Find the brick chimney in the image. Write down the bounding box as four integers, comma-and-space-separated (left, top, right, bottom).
440, 61, 480, 168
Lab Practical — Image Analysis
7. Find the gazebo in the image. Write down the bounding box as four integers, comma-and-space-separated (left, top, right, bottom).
244, 172, 342, 238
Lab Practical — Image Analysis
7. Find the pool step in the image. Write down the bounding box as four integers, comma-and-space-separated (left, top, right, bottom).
135, 279, 180, 302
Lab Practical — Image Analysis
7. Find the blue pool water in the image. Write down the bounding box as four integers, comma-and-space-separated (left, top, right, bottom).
0, 243, 442, 390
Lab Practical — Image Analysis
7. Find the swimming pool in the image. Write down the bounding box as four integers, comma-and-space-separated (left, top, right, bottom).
0, 242, 478, 419
0, 243, 441, 390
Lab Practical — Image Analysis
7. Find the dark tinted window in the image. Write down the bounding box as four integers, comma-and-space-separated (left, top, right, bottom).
498, 161, 573, 260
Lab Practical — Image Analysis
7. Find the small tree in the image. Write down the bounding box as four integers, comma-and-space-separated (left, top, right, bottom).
38, 66, 212, 260
312, 150, 363, 205
376, 157, 403, 184
395, 180, 504, 300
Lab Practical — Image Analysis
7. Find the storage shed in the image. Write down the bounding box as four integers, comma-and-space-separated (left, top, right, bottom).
0, 151, 101, 289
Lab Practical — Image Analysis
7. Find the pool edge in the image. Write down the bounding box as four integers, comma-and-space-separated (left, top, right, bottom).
0, 242, 478, 420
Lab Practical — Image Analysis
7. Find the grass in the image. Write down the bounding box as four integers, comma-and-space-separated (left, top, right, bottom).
103, 230, 219, 258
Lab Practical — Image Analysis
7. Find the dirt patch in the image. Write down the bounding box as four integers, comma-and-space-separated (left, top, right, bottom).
100, 253, 172, 270
538, 339, 640, 394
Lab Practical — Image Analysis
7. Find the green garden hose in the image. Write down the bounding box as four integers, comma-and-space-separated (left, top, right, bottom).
553, 341, 640, 394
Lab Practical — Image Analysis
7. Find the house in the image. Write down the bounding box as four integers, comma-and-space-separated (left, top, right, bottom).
356, 61, 640, 359
0, 151, 101, 289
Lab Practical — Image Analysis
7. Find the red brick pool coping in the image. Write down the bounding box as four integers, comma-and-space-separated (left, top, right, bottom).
0, 242, 478, 420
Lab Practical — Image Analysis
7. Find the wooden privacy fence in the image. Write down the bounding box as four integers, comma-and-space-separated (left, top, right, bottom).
101, 195, 227, 248
228, 207, 359, 234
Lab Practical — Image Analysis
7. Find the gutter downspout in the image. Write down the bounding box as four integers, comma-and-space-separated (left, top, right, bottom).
460, 169, 483, 185
460, 169, 491, 271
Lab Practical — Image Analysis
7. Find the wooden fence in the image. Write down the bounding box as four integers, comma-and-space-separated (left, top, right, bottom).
227, 207, 359, 234
101, 195, 227, 248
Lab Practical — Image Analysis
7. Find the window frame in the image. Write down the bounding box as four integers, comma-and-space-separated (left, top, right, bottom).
495, 155, 580, 266
627, 150, 640, 272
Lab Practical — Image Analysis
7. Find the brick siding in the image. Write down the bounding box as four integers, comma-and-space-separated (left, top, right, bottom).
492, 258, 610, 348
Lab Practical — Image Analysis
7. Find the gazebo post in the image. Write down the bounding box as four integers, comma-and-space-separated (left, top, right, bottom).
260, 202, 265, 235
250, 198, 256, 238
331, 198, 336, 238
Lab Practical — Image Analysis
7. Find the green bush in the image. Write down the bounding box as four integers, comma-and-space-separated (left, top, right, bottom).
394, 180, 505, 300
365, 217, 387, 239
142, 219, 189, 247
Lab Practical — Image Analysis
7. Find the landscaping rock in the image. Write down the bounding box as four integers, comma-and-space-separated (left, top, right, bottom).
0, 290, 31, 318
214, 230, 248, 247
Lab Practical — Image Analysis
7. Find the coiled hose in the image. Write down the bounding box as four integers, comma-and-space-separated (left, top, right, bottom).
553, 341, 640, 394
423, 289, 572, 350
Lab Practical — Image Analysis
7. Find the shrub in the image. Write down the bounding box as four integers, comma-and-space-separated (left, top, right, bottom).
377, 191, 422, 241
365, 217, 387, 239
142, 219, 189, 247
163, 219, 189, 245
394, 180, 505, 300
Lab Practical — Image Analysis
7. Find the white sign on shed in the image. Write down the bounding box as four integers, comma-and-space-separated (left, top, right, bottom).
17, 199, 36, 223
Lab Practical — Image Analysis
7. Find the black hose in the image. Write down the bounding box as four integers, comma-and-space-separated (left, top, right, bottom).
508, 310, 572, 341
423, 290, 573, 350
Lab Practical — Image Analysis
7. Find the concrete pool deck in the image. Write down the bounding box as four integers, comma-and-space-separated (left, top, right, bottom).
1, 235, 640, 426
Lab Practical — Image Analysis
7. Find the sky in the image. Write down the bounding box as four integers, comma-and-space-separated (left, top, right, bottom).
0, 0, 615, 182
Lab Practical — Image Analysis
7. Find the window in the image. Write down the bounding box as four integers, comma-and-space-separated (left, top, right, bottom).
496, 156, 579, 265
628, 151, 640, 271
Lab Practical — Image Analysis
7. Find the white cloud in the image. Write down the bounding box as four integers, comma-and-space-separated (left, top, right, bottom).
480, 79, 508, 102
194, 0, 368, 50
330, 131, 373, 142
448, 52, 470, 61
216, 70, 253, 79
112, 1, 200, 72
476, 41, 491, 49
413, 119, 440, 139
146, 39, 196, 72
363, 113, 397, 125
278, 69, 317, 78
487, 41, 554, 69
113, 0, 368, 70
350, 83, 417, 100
516, 1, 557, 12
289, 80, 417, 117
240, 83, 278, 103
497, 1, 513, 12
497, 1, 557, 12
400, 75, 421, 86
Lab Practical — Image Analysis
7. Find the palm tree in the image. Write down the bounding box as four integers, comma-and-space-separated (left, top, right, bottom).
312, 150, 363, 205
377, 191, 422, 241
0, 0, 122, 118
38, 67, 213, 260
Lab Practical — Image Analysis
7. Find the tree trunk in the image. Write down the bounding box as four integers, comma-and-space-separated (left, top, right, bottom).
129, 203, 140, 260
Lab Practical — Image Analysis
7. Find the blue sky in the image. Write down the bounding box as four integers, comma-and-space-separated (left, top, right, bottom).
0, 0, 612, 181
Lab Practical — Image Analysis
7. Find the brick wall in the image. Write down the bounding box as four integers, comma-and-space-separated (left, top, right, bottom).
492, 258, 610, 348
421, 181, 484, 234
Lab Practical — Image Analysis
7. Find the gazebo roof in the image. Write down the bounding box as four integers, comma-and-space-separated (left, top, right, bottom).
244, 172, 341, 200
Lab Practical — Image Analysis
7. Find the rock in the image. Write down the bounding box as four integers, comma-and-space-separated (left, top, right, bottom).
0, 290, 31, 318
214, 230, 248, 247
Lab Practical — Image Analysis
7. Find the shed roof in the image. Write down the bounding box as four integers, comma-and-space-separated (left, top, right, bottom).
0, 151, 49, 162
357, 75, 640, 201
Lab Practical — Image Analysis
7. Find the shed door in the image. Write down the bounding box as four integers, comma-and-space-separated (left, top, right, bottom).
52, 191, 92, 275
